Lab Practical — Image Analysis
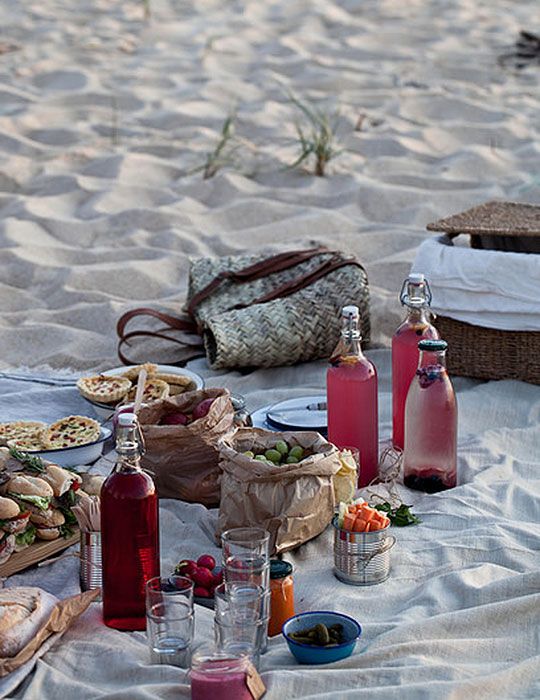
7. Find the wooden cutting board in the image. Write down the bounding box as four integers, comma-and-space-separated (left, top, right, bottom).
0, 530, 79, 578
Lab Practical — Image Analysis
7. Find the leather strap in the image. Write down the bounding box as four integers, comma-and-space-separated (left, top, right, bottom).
186, 246, 329, 314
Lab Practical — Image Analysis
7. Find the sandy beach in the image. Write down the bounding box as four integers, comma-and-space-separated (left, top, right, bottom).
0, 0, 539, 371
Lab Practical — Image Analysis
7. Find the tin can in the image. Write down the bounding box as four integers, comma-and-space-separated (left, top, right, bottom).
332, 517, 396, 586
80, 531, 102, 595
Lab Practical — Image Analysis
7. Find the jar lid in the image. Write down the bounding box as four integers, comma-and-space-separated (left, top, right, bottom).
418, 339, 448, 352
270, 559, 293, 579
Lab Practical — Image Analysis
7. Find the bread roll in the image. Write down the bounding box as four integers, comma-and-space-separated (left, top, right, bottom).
7, 475, 54, 498
40, 464, 82, 497
0, 533, 15, 565
0, 587, 58, 657
0, 496, 19, 520
30, 508, 65, 528
35, 527, 60, 541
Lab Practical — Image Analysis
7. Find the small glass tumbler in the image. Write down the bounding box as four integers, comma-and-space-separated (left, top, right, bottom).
214, 582, 270, 622
191, 645, 253, 700
221, 528, 270, 589
145, 576, 194, 667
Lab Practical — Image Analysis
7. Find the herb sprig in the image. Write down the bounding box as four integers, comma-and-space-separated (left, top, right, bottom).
8, 447, 45, 473
375, 502, 421, 527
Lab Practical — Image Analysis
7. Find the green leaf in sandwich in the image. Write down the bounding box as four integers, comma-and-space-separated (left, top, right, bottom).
7, 474, 54, 512
14, 524, 36, 551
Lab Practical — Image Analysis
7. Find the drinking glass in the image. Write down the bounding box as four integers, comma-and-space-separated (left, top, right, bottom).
214, 582, 270, 622
190, 645, 253, 700
221, 527, 270, 588
145, 576, 194, 667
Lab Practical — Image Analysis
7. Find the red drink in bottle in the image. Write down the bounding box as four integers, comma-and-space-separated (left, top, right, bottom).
392, 274, 438, 450
327, 305, 378, 486
403, 339, 457, 492
101, 413, 160, 631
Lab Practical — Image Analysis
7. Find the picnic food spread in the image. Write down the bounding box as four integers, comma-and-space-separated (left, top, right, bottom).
1, 283, 465, 696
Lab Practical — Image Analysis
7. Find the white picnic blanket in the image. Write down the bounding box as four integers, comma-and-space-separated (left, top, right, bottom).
412, 236, 540, 331
2, 351, 540, 699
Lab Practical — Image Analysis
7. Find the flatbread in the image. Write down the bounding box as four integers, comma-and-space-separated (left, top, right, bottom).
0, 587, 58, 658
121, 363, 158, 382
76, 375, 131, 404
44, 416, 101, 449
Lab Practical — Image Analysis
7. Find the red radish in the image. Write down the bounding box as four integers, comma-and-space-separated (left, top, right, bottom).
212, 569, 223, 586
197, 554, 216, 571
192, 398, 215, 420
191, 566, 214, 589
175, 559, 197, 576
161, 412, 189, 426
194, 586, 211, 598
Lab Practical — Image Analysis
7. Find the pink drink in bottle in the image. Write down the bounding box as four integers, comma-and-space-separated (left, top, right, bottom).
403, 339, 457, 492
101, 413, 160, 631
327, 305, 378, 486
392, 274, 438, 450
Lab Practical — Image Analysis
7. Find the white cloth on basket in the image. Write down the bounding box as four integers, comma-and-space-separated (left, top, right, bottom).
412, 236, 540, 331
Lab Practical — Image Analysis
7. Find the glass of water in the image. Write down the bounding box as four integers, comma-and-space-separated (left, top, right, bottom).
145, 575, 194, 667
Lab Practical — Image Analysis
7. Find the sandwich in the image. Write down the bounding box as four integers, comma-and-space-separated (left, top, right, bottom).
40, 464, 82, 499
6, 475, 54, 513
0, 531, 15, 564
30, 507, 66, 541
0, 495, 31, 534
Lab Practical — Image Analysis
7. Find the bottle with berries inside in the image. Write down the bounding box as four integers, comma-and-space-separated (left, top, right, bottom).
392, 273, 439, 450
101, 412, 160, 630
327, 305, 378, 487
403, 339, 457, 493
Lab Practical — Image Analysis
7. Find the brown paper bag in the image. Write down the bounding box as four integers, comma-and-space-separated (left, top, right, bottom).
217, 428, 341, 554
0, 589, 99, 677
138, 388, 235, 506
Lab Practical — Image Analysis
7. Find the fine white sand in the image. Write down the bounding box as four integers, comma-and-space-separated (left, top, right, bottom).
0, 0, 539, 371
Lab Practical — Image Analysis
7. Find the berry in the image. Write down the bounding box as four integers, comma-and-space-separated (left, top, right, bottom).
197, 554, 216, 571
191, 566, 214, 589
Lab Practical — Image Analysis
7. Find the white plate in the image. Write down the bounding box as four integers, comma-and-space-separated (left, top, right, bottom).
265, 395, 327, 431
26, 426, 112, 468
83, 365, 205, 420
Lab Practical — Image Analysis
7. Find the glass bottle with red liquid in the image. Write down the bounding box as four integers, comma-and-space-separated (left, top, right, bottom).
327, 305, 378, 487
403, 339, 457, 493
392, 273, 439, 450
101, 412, 160, 630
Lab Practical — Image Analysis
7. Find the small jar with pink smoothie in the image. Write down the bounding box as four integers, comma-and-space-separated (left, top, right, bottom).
190, 647, 253, 700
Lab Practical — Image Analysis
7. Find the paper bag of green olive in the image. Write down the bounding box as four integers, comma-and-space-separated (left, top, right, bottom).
217, 428, 342, 554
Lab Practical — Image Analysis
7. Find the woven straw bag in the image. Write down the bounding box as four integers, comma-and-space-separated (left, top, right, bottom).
117, 247, 370, 370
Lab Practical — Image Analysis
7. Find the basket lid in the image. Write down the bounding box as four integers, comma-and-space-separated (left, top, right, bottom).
426, 201, 540, 238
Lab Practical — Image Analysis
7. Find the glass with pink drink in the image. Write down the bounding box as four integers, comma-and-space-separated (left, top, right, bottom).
392, 273, 438, 450
403, 339, 457, 493
190, 648, 253, 700
327, 305, 378, 487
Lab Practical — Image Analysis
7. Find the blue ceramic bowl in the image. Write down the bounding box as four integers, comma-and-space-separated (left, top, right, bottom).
282, 611, 361, 665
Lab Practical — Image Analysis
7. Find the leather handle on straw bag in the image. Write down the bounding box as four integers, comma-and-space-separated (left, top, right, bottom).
116, 307, 204, 366
186, 246, 330, 314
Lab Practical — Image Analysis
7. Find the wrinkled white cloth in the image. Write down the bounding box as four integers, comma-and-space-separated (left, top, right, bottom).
412, 236, 540, 331
2, 351, 540, 699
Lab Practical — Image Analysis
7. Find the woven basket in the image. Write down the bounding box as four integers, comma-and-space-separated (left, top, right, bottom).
427, 200, 540, 385
434, 315, 540, 385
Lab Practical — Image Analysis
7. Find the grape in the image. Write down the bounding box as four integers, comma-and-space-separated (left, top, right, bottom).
275, 440, 289, 455
265, 449, 282, 463
289, 445, 304, 460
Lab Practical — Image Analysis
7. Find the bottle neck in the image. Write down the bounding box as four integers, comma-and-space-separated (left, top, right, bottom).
115, 423, 143, 472
418, 349, 446, 370
400, 279, 432, 315
406, 306, 431, 323
331, 315, 364, 364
